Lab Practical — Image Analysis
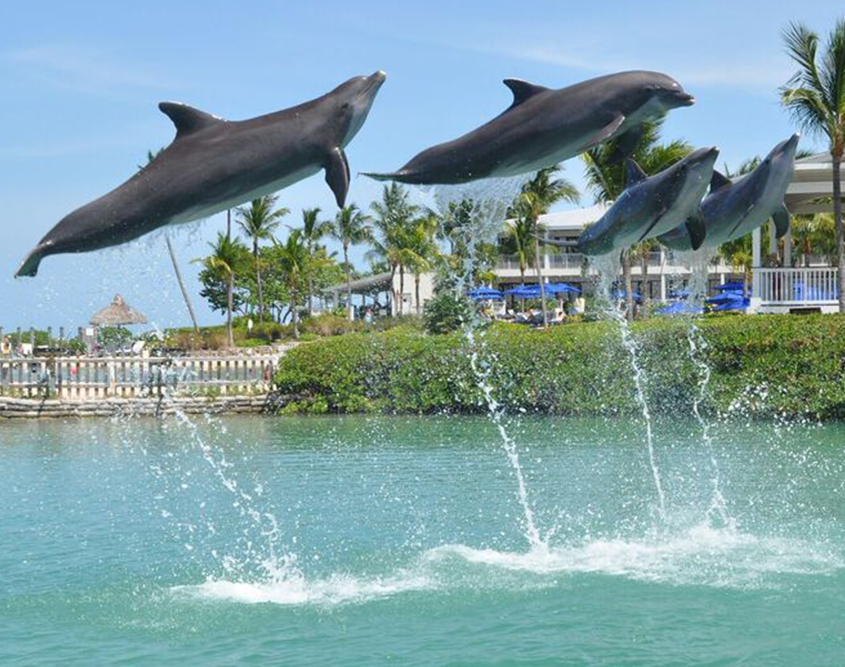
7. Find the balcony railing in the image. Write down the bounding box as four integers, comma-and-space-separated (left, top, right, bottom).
753, 267, 839, 304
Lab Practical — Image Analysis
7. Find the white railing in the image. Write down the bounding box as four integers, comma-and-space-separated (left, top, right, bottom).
0, 355, 279, 400
753, 267, 839, 305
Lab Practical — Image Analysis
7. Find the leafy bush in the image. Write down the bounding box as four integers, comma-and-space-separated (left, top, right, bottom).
274, 314, 845, 420
423, 293, 473, 335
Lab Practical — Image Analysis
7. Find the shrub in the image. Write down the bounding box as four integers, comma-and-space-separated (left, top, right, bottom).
423, 293, 473, 335
274, 314, 845, 420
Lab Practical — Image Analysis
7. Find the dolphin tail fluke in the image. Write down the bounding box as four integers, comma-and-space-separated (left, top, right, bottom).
685, 213, 707, 251
15, 247, 44, 278
360, 171, 404, 182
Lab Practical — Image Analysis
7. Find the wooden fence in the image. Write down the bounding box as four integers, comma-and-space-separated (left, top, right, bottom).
0, 355, 278, 400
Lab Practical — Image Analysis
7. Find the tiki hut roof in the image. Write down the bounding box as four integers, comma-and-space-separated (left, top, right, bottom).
90, 295, 148, 326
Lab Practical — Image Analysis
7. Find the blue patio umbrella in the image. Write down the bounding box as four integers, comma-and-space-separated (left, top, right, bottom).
611, 289, 643, 303
467, 286, 503, 300
657, 301, 704, 315
544, 282, 582, 295
717, 282, 746, 292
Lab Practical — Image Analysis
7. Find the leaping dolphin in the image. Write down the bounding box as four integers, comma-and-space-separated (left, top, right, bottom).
362, 70, 695, 185
16, 71, 387, 277
658, 134, 800, 251
542, 148, 718, 256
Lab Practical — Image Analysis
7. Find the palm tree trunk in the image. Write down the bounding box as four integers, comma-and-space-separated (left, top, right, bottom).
640, 247, 649, 315
344, 245, 353, 322
254, 241, 265, 323
399, 264, 405, 316
308, 273, 315, 317
226, 273, 234, 348
390, 265, 398, 316
533, 235, 548, 327
165, 235, 199, 333
622, 250, 634, 322
834, 156, 844, 313
292, 286, 299, 339
415, 273, 421, 315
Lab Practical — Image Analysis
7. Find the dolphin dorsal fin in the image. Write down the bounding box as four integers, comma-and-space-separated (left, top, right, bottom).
625, 159, 648, 187
710, 170, 731, 191
503, 78, 548, 107
159, 102, 224, 138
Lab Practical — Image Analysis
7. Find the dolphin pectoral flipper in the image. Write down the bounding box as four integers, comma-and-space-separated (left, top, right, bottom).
584, 114, 626, 152
710, 170, 732, 192
772, 205, 791, 238
325, 147, 350, 208
608, 124, 646, 165
685, 212, 707, 251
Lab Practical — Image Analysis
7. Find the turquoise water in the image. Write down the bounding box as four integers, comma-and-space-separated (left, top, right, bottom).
1, 414, 843, 666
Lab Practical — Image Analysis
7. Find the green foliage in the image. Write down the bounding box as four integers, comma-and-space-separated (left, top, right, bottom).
423, 292, 473, 334
97, 326, 134, 351
274, 315, 845, 420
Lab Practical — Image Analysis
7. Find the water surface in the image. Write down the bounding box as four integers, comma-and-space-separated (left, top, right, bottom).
1, 415, 843, 666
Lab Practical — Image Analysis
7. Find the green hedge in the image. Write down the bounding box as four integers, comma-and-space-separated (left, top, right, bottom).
274, 315, 845, 420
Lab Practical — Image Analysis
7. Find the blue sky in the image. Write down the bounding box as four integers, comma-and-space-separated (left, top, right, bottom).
1, 0, 842, 330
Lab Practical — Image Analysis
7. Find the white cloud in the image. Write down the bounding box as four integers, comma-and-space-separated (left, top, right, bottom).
487, 42, 793, 91
5, 44, 173, 94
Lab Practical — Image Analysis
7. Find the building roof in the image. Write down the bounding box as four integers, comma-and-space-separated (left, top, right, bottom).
786, 152, 845, 215
90, 295, 148, 326
505, 204, 608, 234
327, 272, 393, 294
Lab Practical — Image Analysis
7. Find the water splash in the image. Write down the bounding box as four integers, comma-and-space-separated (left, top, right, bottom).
669, 248, 733, 527
423, 176, 547, 552
589, 253, 667, 522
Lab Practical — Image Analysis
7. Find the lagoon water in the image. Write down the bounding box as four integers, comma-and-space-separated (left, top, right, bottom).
1, 415, 844, 666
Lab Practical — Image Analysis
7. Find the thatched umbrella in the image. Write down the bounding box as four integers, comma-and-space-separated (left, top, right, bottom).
90, 295, 148, 327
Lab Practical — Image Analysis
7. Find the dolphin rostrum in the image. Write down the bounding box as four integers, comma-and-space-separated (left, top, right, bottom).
362, 71, 694, 185
16, 71, 387, 277
658, 134, 800, 252
542, 148, 718, 256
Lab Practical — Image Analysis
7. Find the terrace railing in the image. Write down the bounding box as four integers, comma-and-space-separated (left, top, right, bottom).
753, 267, 839, 306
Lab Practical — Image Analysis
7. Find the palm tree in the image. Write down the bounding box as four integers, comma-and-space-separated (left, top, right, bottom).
196, 233, 248, 347
274, 230, 309, 339
405, 213, 440, 314
369, 184, 419, 315
329, 204, 373, 320
503, 216, 535, 284
513, 166, 580, 326
236, 195, 289, 322
140, 149, 199, 333
300, 208, 331, 316
583, 122, 693, 320
781, 19, 845, 311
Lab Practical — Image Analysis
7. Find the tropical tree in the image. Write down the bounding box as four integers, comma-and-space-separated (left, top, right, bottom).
405, 212, 440, 314
583, 122, 693, 320
236, 195, 289, 321
781, 19, 845, 310
274, 230, 309, 338
300, 207, 332, 316
512, 166, 580, 326
328, 204, 373, 320
369, 184, 419, 315
195, 233, 249, 347
501, 216, 535, 284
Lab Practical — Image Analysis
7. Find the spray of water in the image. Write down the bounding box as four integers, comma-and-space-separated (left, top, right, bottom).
673, 248, 733, 528
589, 253, 668, 522
422, 176, 546, 552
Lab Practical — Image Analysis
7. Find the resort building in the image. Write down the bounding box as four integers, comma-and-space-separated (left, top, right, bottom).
496, 205, 745, 301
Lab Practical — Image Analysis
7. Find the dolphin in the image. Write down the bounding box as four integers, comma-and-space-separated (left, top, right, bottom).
541, 148, 718, 256
658, 134, 800, 251
15, 71, 387, 277
362, 70, 695, 185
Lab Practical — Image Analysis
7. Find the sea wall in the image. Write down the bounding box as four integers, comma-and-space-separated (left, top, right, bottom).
0, 393, 292, 419
274, 315, 845, 420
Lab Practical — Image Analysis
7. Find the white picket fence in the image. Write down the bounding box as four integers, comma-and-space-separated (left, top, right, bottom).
0, 355, 278, 399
